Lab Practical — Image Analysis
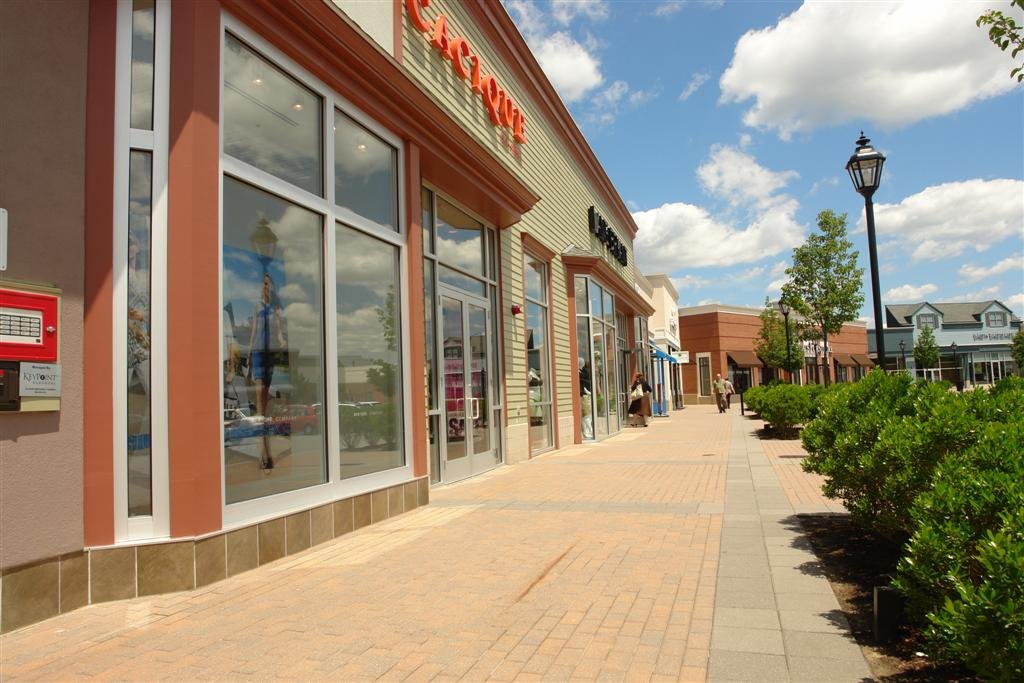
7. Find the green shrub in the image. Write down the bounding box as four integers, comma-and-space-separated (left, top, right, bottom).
894, 418, 1024, 614
925, 510, 1024, 681
758, 383, 813, 432
743, 385, 767, 414
893, 415, 1024, 679
800, 370, 929, 537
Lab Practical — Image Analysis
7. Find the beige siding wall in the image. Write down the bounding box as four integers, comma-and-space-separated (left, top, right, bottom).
400, 1, 636, 447
331, 0, 394, 57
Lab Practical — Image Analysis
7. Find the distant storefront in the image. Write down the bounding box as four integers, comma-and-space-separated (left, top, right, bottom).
872, 300, 1021, 383
677, 304, 871, 405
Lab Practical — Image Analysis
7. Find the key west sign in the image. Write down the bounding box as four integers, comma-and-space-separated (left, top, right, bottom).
406, 0, 528, 145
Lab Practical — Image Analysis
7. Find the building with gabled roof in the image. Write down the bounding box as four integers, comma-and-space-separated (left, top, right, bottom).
868, 299, 1021, 382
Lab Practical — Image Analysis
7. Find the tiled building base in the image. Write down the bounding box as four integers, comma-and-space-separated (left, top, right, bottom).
0, 477, 429, 633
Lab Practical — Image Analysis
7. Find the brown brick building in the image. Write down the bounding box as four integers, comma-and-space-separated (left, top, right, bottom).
677, 304, 871, 404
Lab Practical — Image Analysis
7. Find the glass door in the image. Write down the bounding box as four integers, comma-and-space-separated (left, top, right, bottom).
440, 289, 497, 482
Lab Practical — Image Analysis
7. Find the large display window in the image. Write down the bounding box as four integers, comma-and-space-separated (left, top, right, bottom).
221, 22, 408, 520
575, 276, 620, 440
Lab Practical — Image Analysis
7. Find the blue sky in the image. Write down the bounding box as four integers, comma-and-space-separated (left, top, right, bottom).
504, 0, 1024, 321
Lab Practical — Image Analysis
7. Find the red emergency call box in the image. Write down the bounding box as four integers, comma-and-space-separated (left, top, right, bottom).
0, 287, 59, 362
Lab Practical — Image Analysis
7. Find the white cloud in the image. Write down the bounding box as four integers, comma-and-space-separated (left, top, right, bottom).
959, 253, 1023, 284
765, 277, 787, 296
697, 145, 798, 209
738, 133, 752, 149
720, 1, 1019, 138
532, 31, 604, 102
733, 265, 765, 283
595, 80, 629, 108
671, 274, 710, 289
635, 146, 804, 270
861, 179, 1024, 262
678, 72, 709, 101
884, 283, 938, 302
768, 260, 788, 278
654, 1, 685, 17
551, 0, 610, 25
1005, 292, 1024, 315
506, 2, 605, 103
808, 176, 839, 195
628, 87, 658, 107
945, 286, 1001, 303
633, 199, 804, 270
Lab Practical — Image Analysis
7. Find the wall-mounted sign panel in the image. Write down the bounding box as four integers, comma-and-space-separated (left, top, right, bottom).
19, 362, 62, 397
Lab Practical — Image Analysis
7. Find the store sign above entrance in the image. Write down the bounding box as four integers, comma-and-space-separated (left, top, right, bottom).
406, 0, 527, 144
588, 206, 628, 266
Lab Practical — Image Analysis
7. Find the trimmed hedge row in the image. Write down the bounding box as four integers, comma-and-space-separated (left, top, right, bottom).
800, 372, 1024, 679
742, 382, 833, 431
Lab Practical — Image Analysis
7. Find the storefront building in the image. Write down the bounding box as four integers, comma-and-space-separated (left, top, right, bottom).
0, 0, 651, 631
677, 304, 870, 404
871, 300, 1021, 383
643, 274, 683, 413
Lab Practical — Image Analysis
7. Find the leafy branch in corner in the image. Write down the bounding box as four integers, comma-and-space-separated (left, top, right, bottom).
977, 0, 1024, 82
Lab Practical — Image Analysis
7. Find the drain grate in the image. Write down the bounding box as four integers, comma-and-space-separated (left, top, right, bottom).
778, 454, 805, 459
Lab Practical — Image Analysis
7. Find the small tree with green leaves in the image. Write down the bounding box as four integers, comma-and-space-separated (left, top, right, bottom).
1011, 329, 1024, 375
977, 0, 1024, 82
754, 297, 804, 378
914, 325, 941, 374
782, 210, 865, 386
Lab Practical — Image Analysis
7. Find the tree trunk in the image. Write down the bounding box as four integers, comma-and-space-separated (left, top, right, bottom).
822, 330, 830, 387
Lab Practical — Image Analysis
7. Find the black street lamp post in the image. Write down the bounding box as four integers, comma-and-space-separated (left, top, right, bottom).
778, 299, 793, 383
951, 341, 961, 392
898, 339, 906, 374
846, 133, 887, 369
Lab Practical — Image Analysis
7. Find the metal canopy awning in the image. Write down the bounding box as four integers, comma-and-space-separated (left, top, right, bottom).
832, 352, 857, 367
727, 350, 764, 367
650, 344, 677, 363
852, 353, 874, 367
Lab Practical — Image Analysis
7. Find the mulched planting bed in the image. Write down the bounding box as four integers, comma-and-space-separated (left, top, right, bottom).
797, 513, 980, 681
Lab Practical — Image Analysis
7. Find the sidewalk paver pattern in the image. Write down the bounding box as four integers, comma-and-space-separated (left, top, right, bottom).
0, 406, 870, 681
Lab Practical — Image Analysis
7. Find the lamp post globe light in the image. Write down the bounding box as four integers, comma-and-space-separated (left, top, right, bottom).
846, 133, 887, 369
898, 339, 906, 373
778, 298, 793, 383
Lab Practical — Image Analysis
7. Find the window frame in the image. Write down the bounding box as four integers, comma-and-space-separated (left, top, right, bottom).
523, 250, 554, 455
916, 313, 938, 329
219, 15, 411, 529
113, 0, 171, 542
986, 311, 1007, 327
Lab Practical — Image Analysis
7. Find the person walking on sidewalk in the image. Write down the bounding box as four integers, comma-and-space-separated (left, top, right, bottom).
723, 377, 735, 410
628, 372, 653, 426
713, 373, 728, 413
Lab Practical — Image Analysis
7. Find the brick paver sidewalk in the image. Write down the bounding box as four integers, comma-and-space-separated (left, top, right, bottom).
0, 406, 869, 681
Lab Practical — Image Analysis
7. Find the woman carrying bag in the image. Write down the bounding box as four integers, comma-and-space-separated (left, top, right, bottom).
627, 373, 653, 427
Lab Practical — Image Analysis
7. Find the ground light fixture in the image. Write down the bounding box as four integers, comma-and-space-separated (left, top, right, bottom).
846, 132, 887, 368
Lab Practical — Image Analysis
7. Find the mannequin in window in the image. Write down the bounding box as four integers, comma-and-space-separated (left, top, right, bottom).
579, 356, 593, 439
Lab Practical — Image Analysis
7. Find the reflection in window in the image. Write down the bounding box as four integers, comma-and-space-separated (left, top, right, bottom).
524, 253, 545, 303
222, 177, 326, 504
335, 111, 397, 230
526, 254, 551, 452
436, 198, 484, 276
127, 150, 153, 516
223, 34, 322, 196
130, 0, 155, 130
438, 264, 486, 297
337, 224, 404, 478
577, 316, 593, 440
